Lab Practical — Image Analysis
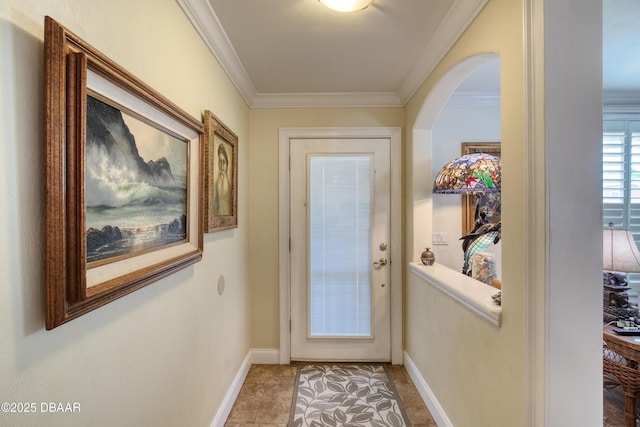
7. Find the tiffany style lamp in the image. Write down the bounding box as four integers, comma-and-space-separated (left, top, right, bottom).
433, 152, 502, 276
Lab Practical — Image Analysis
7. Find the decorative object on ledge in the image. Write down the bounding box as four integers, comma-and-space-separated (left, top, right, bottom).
420, 247, 435, 265
470, 252, 497, 286
203, 110, 238, 232
603, 224, 640, 322
433, 151, 501, 278
491, 291, 502, 306
44, 17, 204, 329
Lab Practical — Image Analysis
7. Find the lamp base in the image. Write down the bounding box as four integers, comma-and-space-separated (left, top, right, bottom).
603, 271, 639, 322
604, 306, 638, 323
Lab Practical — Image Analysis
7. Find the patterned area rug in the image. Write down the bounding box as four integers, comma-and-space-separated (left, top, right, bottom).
289, 363, 411, 427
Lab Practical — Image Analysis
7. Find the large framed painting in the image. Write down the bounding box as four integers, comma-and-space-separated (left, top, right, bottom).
203, 110, 238, 232
460, 142, 501, 233
44, 17, 204, 329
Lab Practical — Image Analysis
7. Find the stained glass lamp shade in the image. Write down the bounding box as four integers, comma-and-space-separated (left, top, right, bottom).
433, 152, 501, 194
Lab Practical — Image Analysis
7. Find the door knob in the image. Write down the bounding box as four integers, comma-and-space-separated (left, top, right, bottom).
373, 257, 388, 268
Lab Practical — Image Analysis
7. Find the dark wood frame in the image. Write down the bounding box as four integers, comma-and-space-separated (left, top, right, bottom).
44, 17, 204, 329
460, 142, 501, 233
203, 110, 238, 232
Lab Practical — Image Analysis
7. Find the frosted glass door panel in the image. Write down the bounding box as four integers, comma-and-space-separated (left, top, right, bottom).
308, 156, 372, 337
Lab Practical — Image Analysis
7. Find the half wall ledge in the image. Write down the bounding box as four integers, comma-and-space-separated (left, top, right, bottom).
409, 262, 502, 327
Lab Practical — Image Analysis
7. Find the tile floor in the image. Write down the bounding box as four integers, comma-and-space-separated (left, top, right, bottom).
224, 364, 632, 426
224, 364, 437, 427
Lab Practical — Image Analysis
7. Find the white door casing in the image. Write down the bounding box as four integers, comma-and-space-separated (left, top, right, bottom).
278, 127, 402, 364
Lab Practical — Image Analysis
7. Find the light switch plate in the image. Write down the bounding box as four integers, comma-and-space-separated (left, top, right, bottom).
432, 231, 448, 245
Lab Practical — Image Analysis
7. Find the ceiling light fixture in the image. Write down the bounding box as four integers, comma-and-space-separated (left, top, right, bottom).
319, 0, 373, 13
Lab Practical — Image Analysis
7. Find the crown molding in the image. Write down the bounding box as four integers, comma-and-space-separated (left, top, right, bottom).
178, 0, 487, 108
176, 0, 256, 106
251, 92, 403, 108
603, 90, 640, 106
398, 0, 490, 104
444, 91, 500, 107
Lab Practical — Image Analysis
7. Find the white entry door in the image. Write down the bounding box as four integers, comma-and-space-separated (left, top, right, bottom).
289, 138, 391, 361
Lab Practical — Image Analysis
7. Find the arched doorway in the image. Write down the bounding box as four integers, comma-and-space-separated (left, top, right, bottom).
411, 53, 500, 266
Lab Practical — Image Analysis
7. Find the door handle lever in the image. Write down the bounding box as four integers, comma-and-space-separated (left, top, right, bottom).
373, 258, 388, 268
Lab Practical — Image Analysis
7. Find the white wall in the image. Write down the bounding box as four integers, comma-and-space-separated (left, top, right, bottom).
0, 0, 251, 425
431, 104, 501, 274
540, 0, 603, 423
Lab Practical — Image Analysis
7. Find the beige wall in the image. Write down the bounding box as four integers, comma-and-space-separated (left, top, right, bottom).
0, 0, 251, 425
404, 0, 526, 425
248, 108, 404, 348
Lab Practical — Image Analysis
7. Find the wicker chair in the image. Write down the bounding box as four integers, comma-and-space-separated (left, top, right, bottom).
603, 331, 640, 427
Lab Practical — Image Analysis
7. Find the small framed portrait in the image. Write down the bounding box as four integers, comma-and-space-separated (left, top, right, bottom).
204, 110, 238, 232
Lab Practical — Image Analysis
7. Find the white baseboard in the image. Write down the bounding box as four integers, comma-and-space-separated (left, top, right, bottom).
251, 348, 280, 364
209, 351, 252, 427
403, 351, 453, 427
209, 348, 282, 427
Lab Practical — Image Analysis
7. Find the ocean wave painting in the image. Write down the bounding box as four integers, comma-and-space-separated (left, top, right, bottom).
85, 95, 188, 264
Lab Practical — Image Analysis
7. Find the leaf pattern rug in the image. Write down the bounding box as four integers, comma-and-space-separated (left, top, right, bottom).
288, 363, 411, 427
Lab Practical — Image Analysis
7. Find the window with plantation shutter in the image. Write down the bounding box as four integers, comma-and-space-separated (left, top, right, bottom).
603, 118, 640, 301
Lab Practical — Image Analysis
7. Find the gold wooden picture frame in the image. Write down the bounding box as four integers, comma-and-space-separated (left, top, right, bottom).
203, 110, 238, 232
460, 142, 501, 233
45, 17, 204, 329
